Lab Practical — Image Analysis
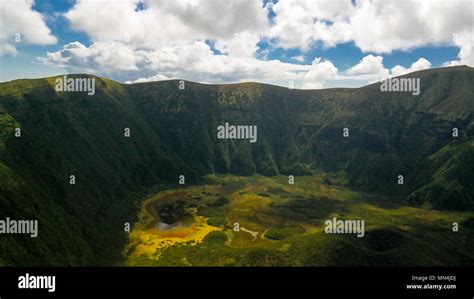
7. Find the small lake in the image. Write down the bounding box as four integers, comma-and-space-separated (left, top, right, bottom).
155, 221, 191, 231
152, 200, 194, 231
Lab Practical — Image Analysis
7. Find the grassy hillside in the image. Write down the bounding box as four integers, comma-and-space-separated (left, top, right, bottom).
0, 66, 472, 265
126, 66, 474, 209
0, 75, 196, 265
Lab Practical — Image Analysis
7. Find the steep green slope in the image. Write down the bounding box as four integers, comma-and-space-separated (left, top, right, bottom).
126, 66, 474, 209
0, 75, 195, 265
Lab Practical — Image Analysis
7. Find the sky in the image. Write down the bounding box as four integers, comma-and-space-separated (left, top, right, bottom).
0, 0, 472, 89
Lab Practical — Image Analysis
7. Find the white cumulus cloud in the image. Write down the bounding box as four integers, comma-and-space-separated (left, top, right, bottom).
391, 58, 432, 77
34, 0, 469, 88
64, 0, 268, 51
443, 31, 473, 67
269, 0, 473, 54
41, 40, 311, 86
346, 55, 386, 75
302, 58, 339, 89
0, 0, 57, 56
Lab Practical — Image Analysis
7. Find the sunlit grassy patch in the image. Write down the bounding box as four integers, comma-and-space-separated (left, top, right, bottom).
124, 174, 474, 266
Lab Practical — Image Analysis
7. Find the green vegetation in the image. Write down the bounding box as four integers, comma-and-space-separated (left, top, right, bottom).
0, 66, 473, 266
0, 75, 195, 265
124, 175, 474, 266
126, 66, 474, 209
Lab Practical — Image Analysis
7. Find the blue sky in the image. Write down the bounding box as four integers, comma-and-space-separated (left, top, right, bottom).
0, 0, 472, 88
